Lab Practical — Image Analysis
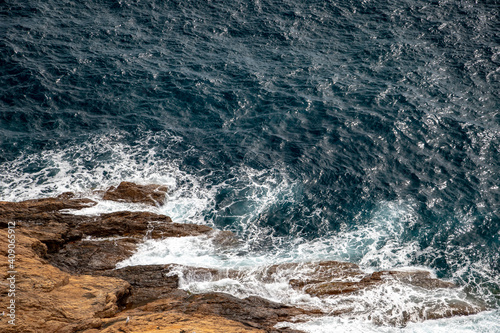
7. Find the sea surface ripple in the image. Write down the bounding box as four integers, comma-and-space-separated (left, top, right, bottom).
1, 0, 499, 331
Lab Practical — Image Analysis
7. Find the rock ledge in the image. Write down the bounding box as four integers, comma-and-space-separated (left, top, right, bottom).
0, 183, 487, 332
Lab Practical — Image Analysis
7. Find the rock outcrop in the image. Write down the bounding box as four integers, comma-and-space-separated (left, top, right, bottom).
0, 183, 488, 332
102, 181, 168, 206
262, 261, 457, 296
0, 230, 131, 333
0, 192, 97, 221
0, 196, 212, 274
0, 184, 314, 332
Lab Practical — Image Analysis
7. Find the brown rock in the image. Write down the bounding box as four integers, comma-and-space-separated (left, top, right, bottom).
277, 261, 485, 325
99, 310, 266, 333
0, 193, 96, 225
103, 182, 168, 206
74, 211, 211, 239
0, 191, 487, 331
49, 237, 141, 274
45, 211, 213, 274
75, 211, 173, 238
86, 262, 320, 331
0, 192, 96, 212
18, 217, 75, 253
10, 209, 210, 253
106, 260, 484, 327
0, 194, 93, 252
300, 281, 367, 296
271, 261, 456, 297
101, 265, 180, 307
0, 228, 304, 332
264, 261, 364, 284
0, 229, 131, 333
177, 293, 322, 329
99, 292, 320, 333
1, 201, 212, 273
423, 299, 485, 320
0, 193, 306, 333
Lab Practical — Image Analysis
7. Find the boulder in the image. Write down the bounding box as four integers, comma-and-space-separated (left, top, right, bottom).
102, 181, 168, 206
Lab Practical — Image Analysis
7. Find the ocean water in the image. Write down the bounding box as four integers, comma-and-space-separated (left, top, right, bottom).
1, 0, 499, 331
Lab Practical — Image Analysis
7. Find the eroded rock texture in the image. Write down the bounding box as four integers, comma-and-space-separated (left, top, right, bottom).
102, 181, 169, 206
0, 183, 488, 332
0, 185, 310, 332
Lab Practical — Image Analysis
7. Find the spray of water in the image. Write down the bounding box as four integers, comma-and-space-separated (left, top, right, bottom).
1, 132, 498, 331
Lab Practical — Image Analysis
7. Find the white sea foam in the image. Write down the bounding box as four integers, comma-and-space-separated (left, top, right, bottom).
0, 133, 215, 224
116, 198, 485, 328
1, 133, 497, 331
277, 310, 500, 333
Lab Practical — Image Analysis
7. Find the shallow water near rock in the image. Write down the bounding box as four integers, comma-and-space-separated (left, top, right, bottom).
1, 0, 499, 331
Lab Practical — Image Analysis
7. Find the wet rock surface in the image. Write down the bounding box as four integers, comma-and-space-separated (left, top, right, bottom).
268, 261, 457, 297
0, 184, 309, 332
0, 192, 97, 221
163, 292, 322, 332
49, 237, 142, 274
0, 195, 212, 275
102, 181, 169, 206
101, 265, 180, 307
0, 184, 488, 332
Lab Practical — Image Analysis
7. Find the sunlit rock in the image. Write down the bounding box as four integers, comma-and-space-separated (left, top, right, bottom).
0, 230, 131, 333
102, 181, 168, 206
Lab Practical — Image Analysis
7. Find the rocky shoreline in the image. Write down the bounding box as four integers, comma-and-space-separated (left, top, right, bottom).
0, 182, 485, 332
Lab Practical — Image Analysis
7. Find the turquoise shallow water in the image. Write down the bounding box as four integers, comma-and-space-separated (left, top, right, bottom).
1, 0, 499, 330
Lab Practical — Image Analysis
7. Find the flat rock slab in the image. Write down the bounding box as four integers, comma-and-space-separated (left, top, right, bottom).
0, 192, 96, 225
99, 312, 267, 333
49, 237, 142, 274
74, 211, 211, 239
103, 181, 168, 206
111, 292, 322, 333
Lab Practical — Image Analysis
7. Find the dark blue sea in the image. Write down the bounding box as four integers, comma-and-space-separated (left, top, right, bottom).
1, 0, 499, 331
